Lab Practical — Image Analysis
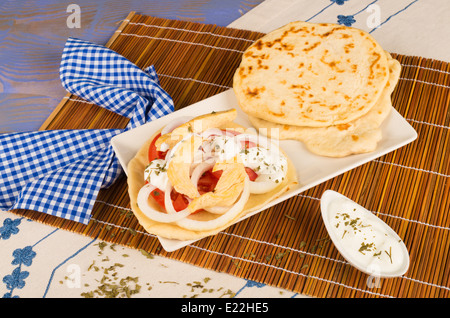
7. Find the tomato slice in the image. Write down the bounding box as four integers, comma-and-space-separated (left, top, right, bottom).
170, 191, 189, 212
149, 188, 165, 210
245, 167, 258, 181
148, 187, 189, 212
210, 169, 223, 180
148, 133, 168, 161
197, 170, 220, 194
199, 167, 258, 190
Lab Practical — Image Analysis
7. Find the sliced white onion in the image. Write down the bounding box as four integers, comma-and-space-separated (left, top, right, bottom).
249, 179, 279, 194
203, 205, 232, 214
164, 182, 182, 215
190, 159, 216, 185
175, 177, 250, 231
137, 183, 192, 223
161, 116, 193, 135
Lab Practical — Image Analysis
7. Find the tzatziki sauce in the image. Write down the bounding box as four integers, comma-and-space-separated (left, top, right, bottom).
321, 190, 409, 277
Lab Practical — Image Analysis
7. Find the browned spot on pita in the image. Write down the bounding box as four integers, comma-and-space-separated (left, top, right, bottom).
254, 40, 264, 50
303, 42, 320, 52
369, 51, 381, 79
245, 87, 265, 97
344, 43, 355, 53
257, 59, 269, 70
320, 57, 345, 73
319, 26, 346, 38
337, 123, 351, 131
269, 110, 285, 117
328, 105, 339, 110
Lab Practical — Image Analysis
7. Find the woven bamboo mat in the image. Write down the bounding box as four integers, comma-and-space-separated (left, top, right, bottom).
11, 12, 450, 298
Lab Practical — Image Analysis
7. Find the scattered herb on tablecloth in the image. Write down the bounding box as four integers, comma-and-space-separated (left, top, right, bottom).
140, 249, 154, 259
81, 241, 237, 298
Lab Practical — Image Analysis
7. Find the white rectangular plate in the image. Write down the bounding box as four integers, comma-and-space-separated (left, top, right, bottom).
111, 89, 417, 252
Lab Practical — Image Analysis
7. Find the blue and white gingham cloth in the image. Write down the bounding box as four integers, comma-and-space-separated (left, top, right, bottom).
0, 37, 174, 224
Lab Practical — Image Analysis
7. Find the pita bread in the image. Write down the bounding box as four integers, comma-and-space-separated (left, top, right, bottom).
248, 53, 401, 157
233, 21, 390, 127
127, 121, 298, 241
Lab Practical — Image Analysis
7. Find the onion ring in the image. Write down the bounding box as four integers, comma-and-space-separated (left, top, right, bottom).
249, 179, 279, 194
137, 183, 193, 223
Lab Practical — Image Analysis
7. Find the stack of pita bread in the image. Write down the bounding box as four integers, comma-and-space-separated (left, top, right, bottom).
233, 21, 401, 157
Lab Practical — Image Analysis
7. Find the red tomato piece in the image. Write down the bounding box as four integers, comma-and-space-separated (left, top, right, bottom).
149, 188, 165, 210
148, 187, 190, 213
148, 133, 168, 162
211, 169, 223, 180
197, 170, 220, 194
245, 167, 258, 181
170, 190, 189, 212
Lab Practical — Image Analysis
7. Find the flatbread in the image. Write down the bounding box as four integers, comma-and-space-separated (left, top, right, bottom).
233, 21, 390, 127
127, 121, 298, 241
247, 53, 401, 157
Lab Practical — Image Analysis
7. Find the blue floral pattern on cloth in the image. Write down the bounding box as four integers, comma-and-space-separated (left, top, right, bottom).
331, 0, 349, 5
0, 218, 21, 240
2, 246, 36, 298
337, 14, 356, 26
335, 0, 384, 27
305, 0, 349, 22
234, 279, 266, 297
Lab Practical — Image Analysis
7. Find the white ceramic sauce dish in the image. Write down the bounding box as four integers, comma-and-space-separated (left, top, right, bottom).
320, 190, 410, 277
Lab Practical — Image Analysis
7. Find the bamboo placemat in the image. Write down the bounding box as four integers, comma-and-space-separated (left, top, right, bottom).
11, 12, 450, 298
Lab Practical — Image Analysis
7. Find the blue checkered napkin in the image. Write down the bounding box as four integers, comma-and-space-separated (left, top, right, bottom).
0, 38, 174, 224
60, 38, 174, 129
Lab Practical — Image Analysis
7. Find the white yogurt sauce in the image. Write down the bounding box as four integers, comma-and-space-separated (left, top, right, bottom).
323, 193, 409, 276
144, 159, 169, 190
208, 135, 241, 161
240, 146, 287, 183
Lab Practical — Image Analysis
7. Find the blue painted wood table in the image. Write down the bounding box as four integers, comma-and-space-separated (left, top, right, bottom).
0, 0, 263, 133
